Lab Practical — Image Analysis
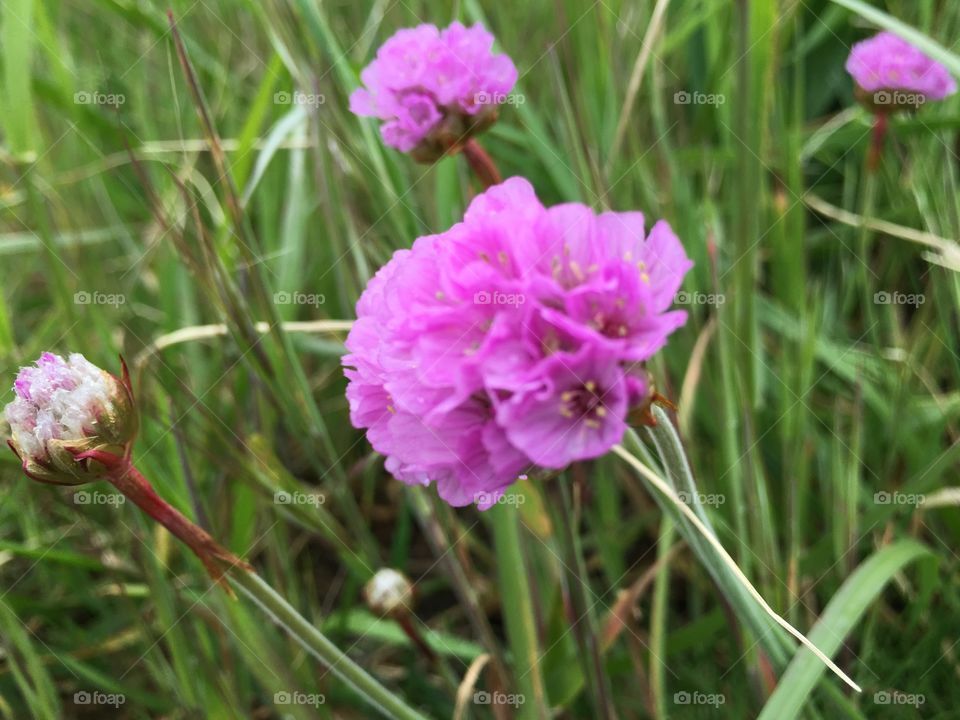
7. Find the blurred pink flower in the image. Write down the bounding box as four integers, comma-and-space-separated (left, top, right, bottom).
846, 31, 956, 103
350, 22, 518, 159
343, 178, 692, 508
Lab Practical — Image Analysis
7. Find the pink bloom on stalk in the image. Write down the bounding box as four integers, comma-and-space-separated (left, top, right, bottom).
349, 22, 518, 158
4, 353, 136, 484
846, 31, 956, 103
343, 177, 693, 508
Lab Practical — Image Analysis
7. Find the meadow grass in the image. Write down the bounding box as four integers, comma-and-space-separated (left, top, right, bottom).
1, 0, 959, 718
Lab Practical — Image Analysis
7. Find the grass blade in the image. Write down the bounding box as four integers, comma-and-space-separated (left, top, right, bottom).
757, 540, 932, 720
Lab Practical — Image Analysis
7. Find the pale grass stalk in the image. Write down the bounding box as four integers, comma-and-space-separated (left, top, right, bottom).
134, 319, 354, 367
611, 444, 862, 693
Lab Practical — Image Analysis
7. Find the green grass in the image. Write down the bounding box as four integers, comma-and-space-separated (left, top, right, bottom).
2, 0, 960, 717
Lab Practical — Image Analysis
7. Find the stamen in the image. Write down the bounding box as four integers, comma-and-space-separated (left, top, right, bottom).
569, 261, 585, 282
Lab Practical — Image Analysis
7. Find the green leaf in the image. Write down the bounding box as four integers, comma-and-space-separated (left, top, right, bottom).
758, 540, 933, 720
0, 0, 38, 156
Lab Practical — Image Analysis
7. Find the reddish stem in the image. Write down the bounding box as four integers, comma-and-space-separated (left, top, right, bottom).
74, 450, 250, 589
868, 113, 888, 174
395, 613, 438, 664
461, 138, 502, 188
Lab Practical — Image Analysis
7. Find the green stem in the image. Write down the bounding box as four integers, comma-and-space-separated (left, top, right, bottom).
543, 478, 616, 720
625, 414, 791, 668
857, 144, 881, 347
230, 569, 430, 720
490, 499, 549, 719
650, 517, 674, 720
76, 452, 425, 719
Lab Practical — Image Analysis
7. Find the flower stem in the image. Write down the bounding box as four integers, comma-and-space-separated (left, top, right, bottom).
75, 450, 250, 588
462, 138, 502, 188
490, 500, 550, 719
229, 569, 430, 720
73, 451, 429, 719
867, 112, 888, 174
544, 476, 617, 720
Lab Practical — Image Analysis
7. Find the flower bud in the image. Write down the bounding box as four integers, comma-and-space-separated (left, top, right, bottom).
4, 353, 137, 485
364, 568, 414, 617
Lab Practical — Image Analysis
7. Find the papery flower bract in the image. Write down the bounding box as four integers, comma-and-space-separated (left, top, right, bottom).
349, 22, 518, 161
846, 31, 956, 110
4, 353, 136, 485
343, 178, 693, 508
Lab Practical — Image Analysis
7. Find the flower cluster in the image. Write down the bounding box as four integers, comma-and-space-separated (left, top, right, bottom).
4, 353, 135, 484
343, 178, 692, 508
349, 22, 518, 160
846, 31, 956, 109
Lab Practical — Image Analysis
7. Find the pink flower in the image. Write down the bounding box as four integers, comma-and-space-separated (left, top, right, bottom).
846, 32, 956, 105
343, 178, 692, 508
350, 22, 518, 159
4, 353, 137, 485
